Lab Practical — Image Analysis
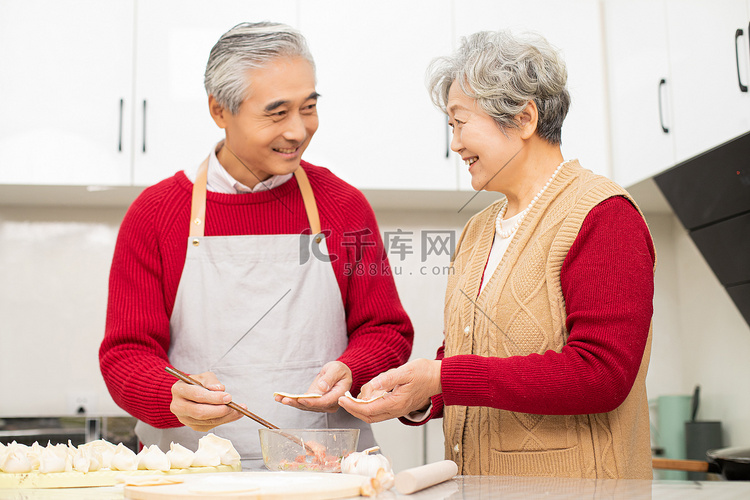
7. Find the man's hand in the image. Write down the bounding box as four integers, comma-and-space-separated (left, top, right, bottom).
337, 359, 442, 423
275, 361, 352, 413
170, 371, 245, 431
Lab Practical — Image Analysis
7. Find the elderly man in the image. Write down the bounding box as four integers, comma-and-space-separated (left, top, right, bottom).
100, 22, 413, 469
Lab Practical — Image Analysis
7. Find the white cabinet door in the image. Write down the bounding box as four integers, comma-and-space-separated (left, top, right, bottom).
453, 0, 610, 190
604, 0, 676, 188
132, 0, 300, 186
666, 0, 750, 163
299, 0, 456, 191
0, 0, 134, 186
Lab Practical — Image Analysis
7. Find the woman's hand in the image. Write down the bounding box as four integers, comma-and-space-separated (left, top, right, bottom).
274, 361, 352, 413
170, 371, 245, 432
338, 359, 442, 423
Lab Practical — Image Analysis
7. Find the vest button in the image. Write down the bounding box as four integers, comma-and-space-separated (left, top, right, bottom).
453, 443, 460, 454
463, 326, 470, 334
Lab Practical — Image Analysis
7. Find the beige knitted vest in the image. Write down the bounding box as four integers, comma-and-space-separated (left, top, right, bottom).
443, 161, 653, 479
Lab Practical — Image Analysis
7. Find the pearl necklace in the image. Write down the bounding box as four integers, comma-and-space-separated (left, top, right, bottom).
495, 159, 569, 239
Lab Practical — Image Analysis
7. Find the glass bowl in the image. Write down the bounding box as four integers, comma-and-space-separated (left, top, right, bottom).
258, 428, 359, 472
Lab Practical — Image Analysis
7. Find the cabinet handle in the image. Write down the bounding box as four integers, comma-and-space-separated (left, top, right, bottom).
658, 79, 669, 134
735, 28, 748, 92
445, 115, 450, 158
142, 99, 147, 152
118, 98, 124, 152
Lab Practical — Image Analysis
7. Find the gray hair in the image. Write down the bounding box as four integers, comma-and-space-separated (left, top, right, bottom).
427, 30, 569, 145
204, 22, 315, 114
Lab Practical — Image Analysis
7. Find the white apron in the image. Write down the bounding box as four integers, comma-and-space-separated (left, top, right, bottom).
135, 158, 375, 469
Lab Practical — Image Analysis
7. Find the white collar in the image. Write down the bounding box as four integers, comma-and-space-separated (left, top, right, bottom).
185, 141, 293, 194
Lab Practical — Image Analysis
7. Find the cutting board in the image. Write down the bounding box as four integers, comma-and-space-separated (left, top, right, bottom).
123, 471, 369, 500
0, 464, 240, 489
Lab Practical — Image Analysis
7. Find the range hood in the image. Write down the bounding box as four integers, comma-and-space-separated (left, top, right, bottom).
654, 131, 750, 326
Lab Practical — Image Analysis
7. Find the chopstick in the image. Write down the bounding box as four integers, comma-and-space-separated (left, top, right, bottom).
165, 366, 279, 430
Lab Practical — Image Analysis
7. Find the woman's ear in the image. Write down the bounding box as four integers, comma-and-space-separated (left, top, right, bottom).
516, 100, 539, 140
208, 95, 228, 129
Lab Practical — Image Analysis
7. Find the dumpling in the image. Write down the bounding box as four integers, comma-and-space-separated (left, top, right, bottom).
39, 445, 66, 473
191, 445, 220, 467
1, 443, 33, 473
80, 440, 116, 469
110, 443, 138, 471
26, 442, 43, 470
166, 442, 195, 469
46, 441, 68, 461
192, 433, 240, 467
72, 446, 101, 473
137, 444, 170, 471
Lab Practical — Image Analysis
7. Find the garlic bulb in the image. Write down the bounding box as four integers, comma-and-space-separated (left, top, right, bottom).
341, 446, 392, 477
110, 443, 138, 471
137, 444, 170, 471
166, 442, 195, 469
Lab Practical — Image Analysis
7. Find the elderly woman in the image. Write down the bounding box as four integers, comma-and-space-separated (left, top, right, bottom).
339, 30, 655, 479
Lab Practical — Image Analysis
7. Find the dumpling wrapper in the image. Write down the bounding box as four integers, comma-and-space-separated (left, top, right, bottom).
344, 390, 387, 404
273, 392, 322, 399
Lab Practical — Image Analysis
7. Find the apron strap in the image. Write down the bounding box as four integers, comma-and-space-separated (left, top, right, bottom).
189, 157, 321, 237
189, 157, 209, 238
293, 167, 321, 235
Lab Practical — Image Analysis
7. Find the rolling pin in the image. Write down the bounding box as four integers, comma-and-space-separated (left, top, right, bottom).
394, 460, 458, 495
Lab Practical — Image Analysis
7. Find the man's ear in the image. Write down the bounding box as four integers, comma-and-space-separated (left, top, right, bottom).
208, 95, 228, 129
516, 100, 539, 140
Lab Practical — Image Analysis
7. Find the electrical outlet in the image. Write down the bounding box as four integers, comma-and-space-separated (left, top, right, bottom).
66, 392, 98, 415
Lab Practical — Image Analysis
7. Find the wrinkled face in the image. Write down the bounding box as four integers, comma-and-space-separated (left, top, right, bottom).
217, 56, 319, 178
447, 81, 523, 192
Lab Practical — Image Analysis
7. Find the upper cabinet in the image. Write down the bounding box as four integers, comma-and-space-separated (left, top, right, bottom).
299, 0, 455, 190
605, 0, 676, 188
665, 0, 750, 164
605, 0, 750, 187
453, 0, 610, 190
131, 0, 300, 186
3, 1, 748, 194
0, 0, 134, 186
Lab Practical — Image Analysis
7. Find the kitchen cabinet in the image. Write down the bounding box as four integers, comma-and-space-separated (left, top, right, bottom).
605, 0, 750, 187
665, 0, 750, 164
0, 0, 610, 193
0, 0, 300, 188
0, 0, 134, 186
604, 0, 676, 188
299, 0, 456, 190
452, 0, 611, 190
131, 0, 300, 186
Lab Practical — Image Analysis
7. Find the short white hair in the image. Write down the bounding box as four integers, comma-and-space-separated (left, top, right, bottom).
204, 22, 315, 114
427, 30, 570, 145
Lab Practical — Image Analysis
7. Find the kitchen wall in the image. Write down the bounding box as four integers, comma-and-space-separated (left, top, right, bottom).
645, 212, 750, 450
2, 189, 749, 472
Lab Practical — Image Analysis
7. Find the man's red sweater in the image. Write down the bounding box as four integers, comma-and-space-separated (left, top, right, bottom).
100, 161, 414, 428
409, 196, 655, 424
